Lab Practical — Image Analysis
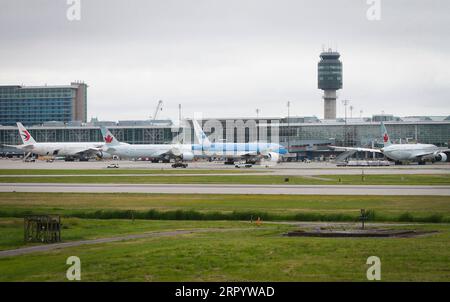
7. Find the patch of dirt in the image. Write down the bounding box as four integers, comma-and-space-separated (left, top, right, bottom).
284, 228, 438, 238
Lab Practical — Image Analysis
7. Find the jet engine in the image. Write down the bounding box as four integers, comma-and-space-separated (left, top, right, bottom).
436, 152, 447, 162
96, 150, 103, 159
265, 152, 280, 162
181, 152, 194, 161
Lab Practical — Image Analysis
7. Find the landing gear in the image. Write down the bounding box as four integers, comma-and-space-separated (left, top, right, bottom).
224, 159, 235, 165
418, 160, 426, 165
394, 161, 403, 165
22, 152, 32, 162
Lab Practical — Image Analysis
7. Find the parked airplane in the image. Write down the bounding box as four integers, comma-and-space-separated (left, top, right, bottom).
192, 120, 287, 165
4, 123, 105, 161
100, 127, 195, 167
332, 122, 449, 165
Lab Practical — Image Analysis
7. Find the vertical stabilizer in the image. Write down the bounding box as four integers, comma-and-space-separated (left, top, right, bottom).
100, 127, 120, 146
192, 120, 211, 147
381, 122, 392, 147
16, 122, 36, 145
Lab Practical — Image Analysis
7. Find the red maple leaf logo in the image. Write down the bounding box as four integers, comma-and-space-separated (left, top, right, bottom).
21, 130, 31, 142
105, 135, 113, 143
383, 133, 389, 143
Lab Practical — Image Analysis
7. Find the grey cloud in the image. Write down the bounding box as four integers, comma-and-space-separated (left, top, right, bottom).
0, 0, 449, 120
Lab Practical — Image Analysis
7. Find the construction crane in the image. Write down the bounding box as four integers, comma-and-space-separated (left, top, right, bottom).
151, 100, 163, 122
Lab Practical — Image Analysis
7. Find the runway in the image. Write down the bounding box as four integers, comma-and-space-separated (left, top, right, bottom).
1, 183, 449, 195
1, 159, 449, 176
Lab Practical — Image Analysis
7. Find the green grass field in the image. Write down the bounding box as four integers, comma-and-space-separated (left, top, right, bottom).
0, 221, 448, 281
1, 192, 449, 222
1, 173, 450, 185
0, 169, 266, 175
0, 192, 449, 281
0, 218, 249, 251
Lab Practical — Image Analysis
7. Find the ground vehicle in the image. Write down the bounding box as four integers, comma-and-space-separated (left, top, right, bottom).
172, 162, 188, 168
235, 163, 252, 168
107, 163, 119, 168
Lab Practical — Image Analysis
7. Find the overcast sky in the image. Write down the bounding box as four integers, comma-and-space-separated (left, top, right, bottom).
1, 0, 449, 121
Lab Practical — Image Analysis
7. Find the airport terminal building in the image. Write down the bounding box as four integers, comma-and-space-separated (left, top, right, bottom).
0, 82, 87, 126
1, 115, 449, 160
2, 50, 448, 160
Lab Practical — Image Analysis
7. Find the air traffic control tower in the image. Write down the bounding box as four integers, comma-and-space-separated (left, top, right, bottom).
318, 49, 342, 119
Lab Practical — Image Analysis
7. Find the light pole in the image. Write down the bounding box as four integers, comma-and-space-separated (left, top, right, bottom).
342, 99, 350, 146
256, 108, 260, 141
178, 104, 182, 144
287, 101, 291, 153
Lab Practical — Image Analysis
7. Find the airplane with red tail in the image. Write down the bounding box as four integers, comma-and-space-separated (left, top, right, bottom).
4, 123, 106, 161
331, 122, 449, 165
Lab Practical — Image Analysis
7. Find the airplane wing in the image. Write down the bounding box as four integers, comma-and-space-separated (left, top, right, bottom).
1, 144, 33, 151
413, 149, 450, 158
237, 150, 274, 161
73, 147, 104, 156
1, 144, 20, 149
241, 151, 259, 157
145, 146, 183, 158
153, 149, 174, 157
329, 146, 383, 153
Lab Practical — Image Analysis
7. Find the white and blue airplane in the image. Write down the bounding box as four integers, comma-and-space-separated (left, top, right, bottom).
192, 120, 287, 165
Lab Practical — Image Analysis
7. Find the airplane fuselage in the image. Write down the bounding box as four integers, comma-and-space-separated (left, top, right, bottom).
106, 143, 193, 158
106, 142, 287, 159
18, 142, 104, 157
381, 143, 440, 161
193, 142, 287, 158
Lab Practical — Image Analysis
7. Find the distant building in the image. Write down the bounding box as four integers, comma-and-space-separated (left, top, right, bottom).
372, 114, 401, 122
0, 82, 87, 126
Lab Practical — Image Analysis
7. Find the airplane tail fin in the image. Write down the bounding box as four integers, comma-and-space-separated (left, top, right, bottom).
100, 127, 120, 146
16, 122, 36, 145
381, 122, 392, 147
192, 120, 211, 147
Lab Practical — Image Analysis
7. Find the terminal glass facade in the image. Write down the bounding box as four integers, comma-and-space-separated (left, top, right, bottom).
0, 84, 86, 126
